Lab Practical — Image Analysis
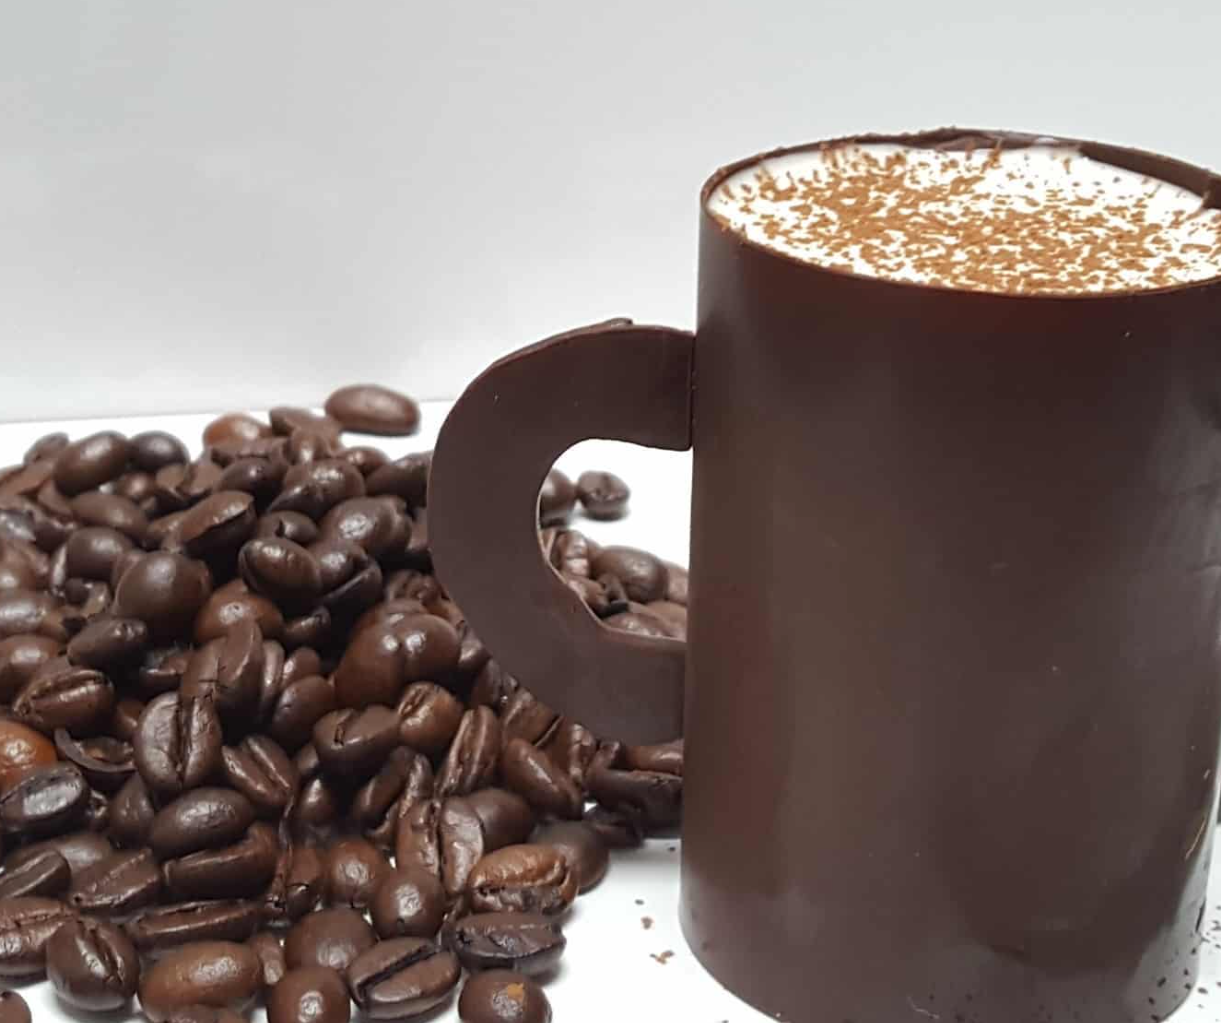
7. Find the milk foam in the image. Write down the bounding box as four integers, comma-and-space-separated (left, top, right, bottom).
706, 142, 1221, 294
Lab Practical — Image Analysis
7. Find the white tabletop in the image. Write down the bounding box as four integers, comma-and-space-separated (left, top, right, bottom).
2, 402, 1220, 1022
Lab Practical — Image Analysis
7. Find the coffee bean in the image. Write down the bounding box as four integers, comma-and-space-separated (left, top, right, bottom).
501, 739, 582, 820
311, 539, 382, 621
313, 705, 399, 780
269, 843, 325, 924
134, 691, 224, 797
366, 451, 431, 508
269, 407, 343, 443
135, 644, 192, 696
582, 803, 644, 849
180, 492, 257, 558
110, 696, 144, 743
249, 929, 287, 987
221, 736, 297, 818
346, 937, 460, 1019
395, 682, 464, 758
195, 578, 285, 644
24, 433, 69, 466
217, 457, 288, 509
46, 915, 140, 1010
138, 940, 262, 1022
5, 499, 74, 556
370, 867, 446, 940
538, 470, 575, 526
0, 896, 74, 976
0, 719, 58, 792
66, 615, 148, 669
54, 729, 134, 792
254, 639, 287, 722
13, 658, 114, 736
68, 847, 163, 915
467, 661, 517, 714
324, 384, 420, 436
269, 460, 365, 521
113, 551, 212, 642
323, 838, 390, 909
590, 545, 669, 603
542, 720, 597, 791
0, 635, 59, 702
282, 605, 331, 649
0, 462, 53, 502
439, 795, 486, 897
576, 469, 630, 521
604, 609, 673, 638
588, 763, 682, 830
285, 907, 376, 972
126, 900, 261, 956
394, 798, 441, 878
54, 432, 131, 495
0, 763, 89, 838
0, 990, 29, 1023
268, 964, 351, 1023
109, 772, 155, 847
533, 820, 608, 892
0, 848, 70, 898
255, 510, 319, 546
0, 590, 64, 641
464, 789, 536, 851
131, 431, 190, 472
204, 415, 272, 449
288, 775, 342, 844
70, 490, 149, 543
236, 538, 324, 613
163, 820, 278, 901
436, 707, 501, 798
319, 496, 411, 561
459, 969, 552, 1023
113, 468, 157, 504
164, 1006, 248, 1023
466, 844, 577, 916
500, 688, 560, 746
181, 620, 265, 722
150, 788, 257, 860
350, 746, 432, 842
6, 831, 113, 880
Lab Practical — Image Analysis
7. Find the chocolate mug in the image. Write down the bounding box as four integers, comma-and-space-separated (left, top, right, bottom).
430, 129, 1221, 1023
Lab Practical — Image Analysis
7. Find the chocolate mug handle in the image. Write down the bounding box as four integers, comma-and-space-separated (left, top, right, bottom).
429, 320, 693, 743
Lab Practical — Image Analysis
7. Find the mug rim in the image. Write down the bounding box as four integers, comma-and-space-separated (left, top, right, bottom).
699, 126, 1221, 302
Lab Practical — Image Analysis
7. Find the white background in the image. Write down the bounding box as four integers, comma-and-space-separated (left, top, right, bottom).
1, 0, 1220, 420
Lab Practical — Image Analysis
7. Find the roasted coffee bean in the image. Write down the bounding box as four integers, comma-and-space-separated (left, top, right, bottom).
268, 964, 351, 1023
150, 788, 257, 860
466, 845, 577, 916
0, 462, 54, 502
403, 507, 431, 570
131, 431, 189, 472
313, 705, 399, 780
282, 605, 331, 650
222, 736, 297, 818
644, 599, 687, 637
269, 407, 343, 442
237, 538, 323, 611
0, 541, 44, 593
217, 457, 288, 509
46, 915, 140, 1010
0, 634, 59, 702
320, 496, 411, 561
591, 546, 669, 603
537, 470, 576, 526
13, 658, 113, 736
181, 620, 265, 722
54, 729, 134, 791
113, 551, 212, 643
350, 747, 432, 838
561, 573, 617, 616
286, 426, 343, 465
0, 990, 29, 1023
542, 720, 597, 790
469, 661, 517, 714
134, 691, 224, 797
547, 530, 593, 580
395, 799, 441, 879
0, 763, 89, 838
66, 615, 148, 669
195, 578, 285, 644
111, 696, 144, 743
146, 508, 191, 549
500, 688, 559, 746
126, 900, 261, 956
604, 609, 673, 638
366, 451, 431, 508
0, 719, 57, 792
253, 639, 287, 722
439, 795, 486, 897
324, 384, 420, 436
0, 848, 70, 898
624, 738, 684, 776
501, 740, 582, 821
273, 843, 325, 923
269, 460, 364, 521
576, 469, 630, 521
465, 789, 535, 852
112, 469, 157, 505
582, 804, 644, 849
588, 764, 682, 830
0, 590, 64, 641
533, 820, 608, 892
370, 867, 447, 940
340, 445, 389, 476
330, 624, 400, 708
24, 432, 69, 465
163, 821, 278, 901
285, 907, 376, 972
68, 846, 162, 915
110, 772, 156, 847
7, 831, 113, 880
312, 539, 382, 621
68, 491, 147, 544
138, 940, 262, 1022
396, 682, 464, 758
0, 896, 74, 976
82, 786, 110, 832
254, 510, 319, 546
346, 937, 459, 1019
164, 1006, 248, 1023
288, 776, 342, 844
446, 912, 565, 977
436, 707, 501, 798
136, 644, 193, 696
249, 929, 287, 987
54, 432, 131, 495
324, 838, 390, 909
204, 414, 272, 449
180, 492, 257, 558
459, 969, 551, 1023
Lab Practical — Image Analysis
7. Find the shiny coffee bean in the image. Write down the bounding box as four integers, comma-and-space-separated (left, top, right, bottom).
0, 896, 74, 976
447, 913, 566, 977
288, 775, 342, 844
217, 457, 288, 508
254, 510, 319, 546
6, 831, 113, 880
576, 469, 630, 520
0, 539, 45, 593
126, 900, 261, 956
0, 719, 58, 792
319, 496, 411, 561
350, 747, 432, 842
346, 937, 460, 1020
54, 432, 132, 495
269, 407, 343, 442
150, 788, 256, 860
588, 763, 682, 830
538, 470, 576, 526
111, 696, 145, 742
313, 705, 399, 780
458, 970, 551, 1023
282, 605, 331, 650
136, 644, 193, 696
249, 929, 287, 987
324, 838, 390, 909
285, 907, 376, 972
465, 788, 536, 852
268, 965, 351, 1023
0, 634, 59, 702
0, 848, 70, 898
500, 688, 559, 746
395, 799, 441, 879
591, 546, 669, 603
163, 821, 278, 901
533, 820, 608, 892
46, 915, 140, 1011
66, 615, 148, 669
194, 578, 285, 644
605, 606, 677, 639
237, 537, 323, 611
68, 847, 163, 915
222, 735, 297, 818
0, 590, 65, 641
138, 941, 262, 1022
501, 739, 582, 821
269, 460, 365, 521
0, 462, 53, 501
582, 804, 645, 849
112, 469, 157, 505
71, 490, 149, 543
466, 844, 577, 916
435, 707, 501, 798
276, 844, 325, 923
164, 1007, 248, 1023
13, 658, 114, 736
439, 795, 486, 897
396, 682, 464, 758
180, 492, 257, 558
286, 426, 343, 465
204, 414, 272, 449
181, 620, 265, 722
467, 661, 517, 714
113, 551, 212, 643
24, 432, 69, 465
340, 445, 389, 476
134, 691, 224, 797
366, 451, 431, 508
0, 990, 29, 1023
370, 867, 447, 940
0, 763, 89, 838
109, 772, 156, 847
324, 384, 420, 436
542, 720, 597, 790
54, 729, 135, 792
644, 599, 687, 637
131, 431, 190, 472
312, 540, 382, 622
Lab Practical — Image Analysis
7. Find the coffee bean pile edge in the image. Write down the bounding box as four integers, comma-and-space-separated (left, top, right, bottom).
0, 384, 685, 1023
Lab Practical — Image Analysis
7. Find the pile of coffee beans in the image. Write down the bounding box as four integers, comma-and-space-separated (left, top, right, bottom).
0, 384, 685, 1022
